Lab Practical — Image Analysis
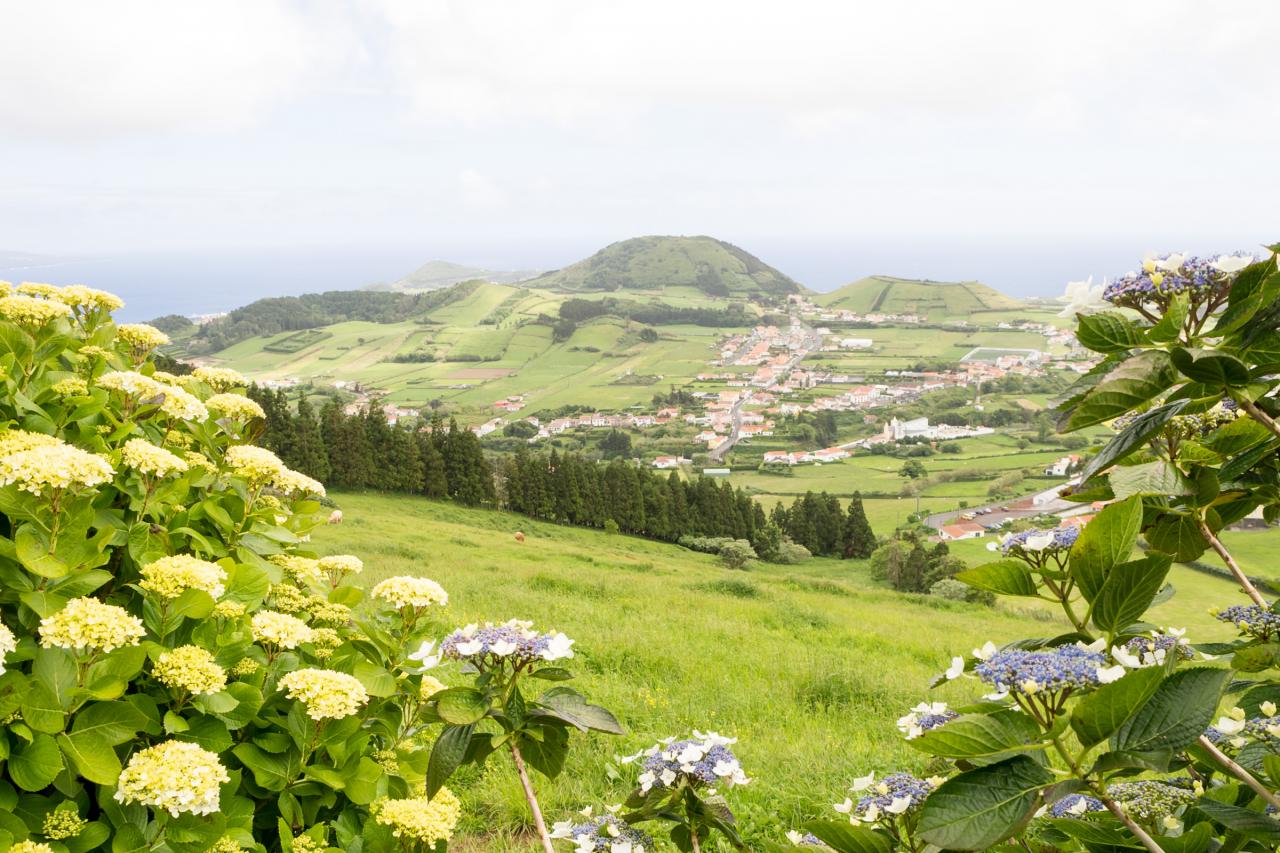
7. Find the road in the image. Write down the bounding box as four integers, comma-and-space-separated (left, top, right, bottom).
708, 316, 821, 462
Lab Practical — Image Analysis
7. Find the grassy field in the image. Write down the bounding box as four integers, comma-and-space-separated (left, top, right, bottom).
204, 285, 747, 416
311, 492, 1071, 850
814, 277, 1023, 319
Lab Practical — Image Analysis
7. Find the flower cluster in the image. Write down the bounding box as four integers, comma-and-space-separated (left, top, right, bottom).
1102, 254, 1251, 311
372, 575, 449, 609
0, 623, 15, 676
153, 645, 228, 695
1118, 628, 1192, 668
278, 668, 370, 720
270, 554, 324, 585
1213, 703, 1280, 747
318, 554, 363, 584
212, 600, 246, 620
1214, 604, 1280, 640
0, 443, 115, 495
39, 597, 146, 653
973, 644, 1116, 699
999, 526, 1078, 557
785, 831, 827, 847
372, 788, 462, 845
9, 842, 56, 853
896, 701, 958, 739
224, 445, 288, 487
191, 366, 248, 391
55, 284, 124, 315
139, 554, 228, 600
122, 438, 189, 478
114, 740, 230, 816
551, 812, 654, 853
835, 772, 934, 825
423, 619, 574, 669
272, 467, 326, 498
116, 323, 171, 353
268, 582, 310, 614
251, 610, 315, 649
1107, 780, 1197, 824
0, 293, 73, 326
205, 393, 265, 422
42, 804, 88, 839
1047, 793, 1105, 818
628, 732, 750, 793
0, 429, 62, 457
52, 376, 89, 396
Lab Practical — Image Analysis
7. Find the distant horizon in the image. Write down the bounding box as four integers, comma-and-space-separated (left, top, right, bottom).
5, 234, 1262, 320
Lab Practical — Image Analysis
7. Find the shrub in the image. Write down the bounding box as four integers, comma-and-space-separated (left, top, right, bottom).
718, 540, 757, 570
773, 541, 812, 564
928, 578, 970, 601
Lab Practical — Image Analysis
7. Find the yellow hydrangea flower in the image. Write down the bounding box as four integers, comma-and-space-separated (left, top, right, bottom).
420, 675, 446, 700
192, 366, 249, 391
10, 841, 57, 853
206, 837, 243, 853
154, 645, 227, 695
52, 376, 89, 396
272, 466, 326, 498
116, 323, 171, 352
139, 555, 227, 600
251, 610, 315, 649
371, 576, 449, 609
206, 393, 265, 422
224, 445, 285, 486
114, 740, 229, 816
0, 622, 16, 675
0, 294, 72, 327
318, 555, 363, 586
154, 383, 208, 421
122, 438, 189, 478
268, 583, 310, 614
16, 282, 63, 298
212, 600, 246, 619
307, 598, 352, 627
0, 428, 62, 457
0, 444, 115, 495
39, 597, 145, 653
372, 788, 462, 845
229, 658, 261, 677
98, 370, 163, 397
278, 668, 370, 720
55, 284, 125, 314
184, 451, 216, 473
42, 804, 87, 839
269, 554, 323, 586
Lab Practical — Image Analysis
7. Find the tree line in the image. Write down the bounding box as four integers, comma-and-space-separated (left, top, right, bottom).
247, 389, 877, 559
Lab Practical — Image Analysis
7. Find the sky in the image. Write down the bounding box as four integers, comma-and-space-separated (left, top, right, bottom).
2, 1, 1279, 297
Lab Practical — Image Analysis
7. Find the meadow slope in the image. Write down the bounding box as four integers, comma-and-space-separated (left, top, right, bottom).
310, 492, 1244, 850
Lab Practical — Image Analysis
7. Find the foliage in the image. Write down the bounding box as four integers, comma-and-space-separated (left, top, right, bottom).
718, 540, 757, 570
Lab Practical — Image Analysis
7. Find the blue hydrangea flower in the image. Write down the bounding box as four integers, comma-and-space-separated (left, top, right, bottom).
785, 831, 828, 847
974, 645, 1110, 699
1120, 629, 1193, 667
1048, 793, 1105, 818
624, 732, 749, 793
550, 813, 653, 852
1001, 526, 1079, 556
835, 772, 935, 825
1102, 254, 1247, 311
1214, 605, 1280, 641
409, 619, 574, 671
896, 702, 958, 739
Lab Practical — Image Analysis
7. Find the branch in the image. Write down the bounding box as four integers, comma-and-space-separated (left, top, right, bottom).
1195, 516, 1269, 608
1198, 734, 1280, 812
1240, 398, 1280, 442
510, 742, 556, 853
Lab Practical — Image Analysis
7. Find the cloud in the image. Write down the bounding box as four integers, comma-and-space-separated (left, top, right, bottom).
0, 2, 356, 138
457, 169, 507, 209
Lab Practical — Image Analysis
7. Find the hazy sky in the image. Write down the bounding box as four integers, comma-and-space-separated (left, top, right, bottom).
2, 1, 1279, 294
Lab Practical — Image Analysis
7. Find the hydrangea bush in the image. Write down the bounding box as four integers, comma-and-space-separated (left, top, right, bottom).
0, 282, 619, 853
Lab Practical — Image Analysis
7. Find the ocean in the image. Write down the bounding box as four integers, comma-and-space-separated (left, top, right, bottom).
0, 248, 431, 321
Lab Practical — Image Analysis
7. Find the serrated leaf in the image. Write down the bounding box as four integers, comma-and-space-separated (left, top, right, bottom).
917, 756, 1052, 850
1091, 553, 1172, 633
1069, 496, 1142, 603
954, 561, 1038, 597
9, 732, 63, 791
908, 710, 1045, 761
1111, 667, 1229, 753
1194, 797, 1280, 841
1108, 460, 1192, 500
1078, 400, 1188, 481
426, 724, 473, 797
1144, 513, 1206, 562
1071, 666, 1165, 747
1076, 312, 1145, 353
435, 688, 489, 725
801, 820, 894, 853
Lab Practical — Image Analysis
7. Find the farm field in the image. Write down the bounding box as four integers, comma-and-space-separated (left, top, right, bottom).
815, 276, 1023, 319
806, 326, 1065, 373
312, 492, 1065, 851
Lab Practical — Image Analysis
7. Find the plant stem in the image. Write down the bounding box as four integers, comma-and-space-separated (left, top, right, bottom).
1050, 738, 1165, 853
1195, 516, 1268, 607
1197, 734, 1280, 811
1240, 398, 1280, 442
689, 829, 701, 853
509, 741, 555, 853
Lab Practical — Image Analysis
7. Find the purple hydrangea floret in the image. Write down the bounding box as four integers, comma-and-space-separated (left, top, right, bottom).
552, 815, 654, 852
1215, 605, 1280, 640
1048, 793, 1105, 818
974, 645, 1107, 697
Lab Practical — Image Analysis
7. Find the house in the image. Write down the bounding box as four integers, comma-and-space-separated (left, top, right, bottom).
472, 418, 506, 437
839, 337, 873, 349
1044, 455, 1081, 477
652, 456, 690, 469
763, 450, 792, 465
939, 522, 986, 541
695, 430, 720, 443
814, 447, 850, 462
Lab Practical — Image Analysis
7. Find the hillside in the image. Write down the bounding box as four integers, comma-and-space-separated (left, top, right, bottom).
816, 275, 1022, 317
373, 259, 540, 292
312, 491, 1243, 850
527, 235, 802, 298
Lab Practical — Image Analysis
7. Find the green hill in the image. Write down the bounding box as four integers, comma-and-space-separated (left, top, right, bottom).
526, 235, 802, 299
816, 275, 1022, 317
373, 259, 540, 292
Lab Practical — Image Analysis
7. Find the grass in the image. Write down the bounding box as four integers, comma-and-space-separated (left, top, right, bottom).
814, 276, 1023, 319
310, 492, 1061, 850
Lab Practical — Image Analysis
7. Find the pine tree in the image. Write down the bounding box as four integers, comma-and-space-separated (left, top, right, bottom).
420, 436, 449, 498
289, 395, 330, 482
841, 492, 876, 559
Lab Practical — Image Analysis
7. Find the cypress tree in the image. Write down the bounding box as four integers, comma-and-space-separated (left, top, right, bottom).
841, 492, 876, 559
289, 395, 330, 482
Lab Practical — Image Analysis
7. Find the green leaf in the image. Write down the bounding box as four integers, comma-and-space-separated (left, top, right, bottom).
1202, 416, 1273, 458
1108, 460, 1193, 500
800, 820, 894, 853
1194, 797, 1280, 841
1171, 347, 1250, 388
1212, 257, 1280, 336
9, 732, 64, 790
1146, 293, 1189, 344
517, 725, 570, 778
435, 688, 489, 725
340, 756, 384, 805
20, 681, 66, 733
1111, 667, 1229, 753
535, 686, 625, 734
231, 742, 296, 791
1076, 312, 1145, 353
954, 561, 1038, 597
70, 700, 151, 745
58, 729, 122, 784
530, 666, 574, 681
1078, 400, 1188, 481
1091, 553, 1173, 633
917, 755, 1053, 850
1070, 666, 1165, 747
426, 724, 473, 797
1070, 496, 1141, 603
908, 710, 1045, 762
1144, 513, 1207, 562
